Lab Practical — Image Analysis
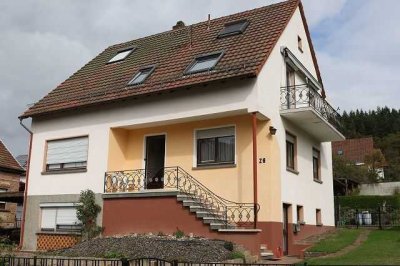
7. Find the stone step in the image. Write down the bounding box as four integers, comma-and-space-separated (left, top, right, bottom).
210, 223, 227, 230
182, 200, 201, 207
202, 216, 227, 224
176, 194, 201, 202
260, 251, 274, 259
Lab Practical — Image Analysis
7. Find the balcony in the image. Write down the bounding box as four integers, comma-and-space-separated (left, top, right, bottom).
280, 84, 345, 142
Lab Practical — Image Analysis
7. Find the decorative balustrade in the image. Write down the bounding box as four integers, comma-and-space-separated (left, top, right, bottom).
280, 84, 342, 131
104, 166, 259, 229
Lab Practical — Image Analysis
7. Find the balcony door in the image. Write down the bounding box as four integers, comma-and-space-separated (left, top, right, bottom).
286, 65, 296, 109
144, 135, 165, 189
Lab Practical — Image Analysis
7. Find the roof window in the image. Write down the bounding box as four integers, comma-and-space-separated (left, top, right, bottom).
218, 20, 249, 38
128, 66, 155, 85
108, 48, 135, 63
185, 52, 223, 74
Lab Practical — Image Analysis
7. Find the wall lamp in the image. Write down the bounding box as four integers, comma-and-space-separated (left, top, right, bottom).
269, 126, 277, 135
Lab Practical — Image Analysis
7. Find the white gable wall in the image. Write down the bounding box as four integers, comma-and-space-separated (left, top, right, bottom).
254, 6, 335, 226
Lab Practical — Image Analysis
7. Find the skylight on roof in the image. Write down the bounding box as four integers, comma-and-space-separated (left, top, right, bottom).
128, 66, 155, 85
185, 52, 223, 74
108, 48, 134, 63
218, 20, 249, 38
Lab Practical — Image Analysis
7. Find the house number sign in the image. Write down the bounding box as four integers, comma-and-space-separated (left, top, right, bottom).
259, 158, 266, 164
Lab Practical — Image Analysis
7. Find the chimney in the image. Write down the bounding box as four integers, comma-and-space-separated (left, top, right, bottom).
173, 21, 186, 30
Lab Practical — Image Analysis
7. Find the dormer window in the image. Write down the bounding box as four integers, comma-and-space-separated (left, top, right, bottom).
218, 20, 249, 38
108, 48, 135, 63
185, 52, 224, 75
128, 66, 156, 85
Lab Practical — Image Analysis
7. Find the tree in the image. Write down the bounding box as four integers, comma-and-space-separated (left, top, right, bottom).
76, 189, 103, 240
333, 155, 377, 185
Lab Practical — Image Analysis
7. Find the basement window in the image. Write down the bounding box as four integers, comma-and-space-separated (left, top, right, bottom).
218, 20, 249, 38
128, 66, 156, 85
40, 204, 81, 233
185, 52, 223, 75
108, 47, 135, 63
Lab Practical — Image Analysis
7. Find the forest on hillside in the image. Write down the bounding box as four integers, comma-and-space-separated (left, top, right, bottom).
339, 107, 400, 181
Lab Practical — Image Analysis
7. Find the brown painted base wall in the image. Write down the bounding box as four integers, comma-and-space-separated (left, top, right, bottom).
36, 233, 80, 251
102, 196, 333, 257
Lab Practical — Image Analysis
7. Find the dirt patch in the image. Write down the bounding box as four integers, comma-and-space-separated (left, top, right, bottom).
51, 235, 233, 262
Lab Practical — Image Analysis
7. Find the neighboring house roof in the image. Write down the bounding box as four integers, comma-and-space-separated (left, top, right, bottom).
0, 140, 24, 173
332, 137, 374, 164
15, 154, 28, 170
21, 0, 322, 118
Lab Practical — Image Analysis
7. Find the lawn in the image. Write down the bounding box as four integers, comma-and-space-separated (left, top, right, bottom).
307, 227, 400, 265
307, 229, 362, 253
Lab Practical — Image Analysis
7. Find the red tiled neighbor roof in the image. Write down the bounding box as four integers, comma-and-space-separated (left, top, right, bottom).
21, 0, 321, 118
0, 140, 24, 172
332, 137, 374, 164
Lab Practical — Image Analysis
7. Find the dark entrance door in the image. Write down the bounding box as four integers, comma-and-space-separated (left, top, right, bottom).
145, 135, 165, 189
282, 203, 290, 255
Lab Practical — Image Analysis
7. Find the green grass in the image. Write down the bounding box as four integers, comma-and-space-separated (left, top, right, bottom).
307, 227, 400, 265
308, 229, 361, 253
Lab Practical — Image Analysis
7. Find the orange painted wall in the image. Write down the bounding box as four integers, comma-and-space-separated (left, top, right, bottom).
107, 114, 282, 222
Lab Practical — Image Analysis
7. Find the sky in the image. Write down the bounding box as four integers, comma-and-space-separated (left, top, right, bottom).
1, 0, 399, 156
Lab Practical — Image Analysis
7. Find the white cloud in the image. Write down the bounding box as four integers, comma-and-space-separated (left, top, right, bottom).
302, 0, 348, 27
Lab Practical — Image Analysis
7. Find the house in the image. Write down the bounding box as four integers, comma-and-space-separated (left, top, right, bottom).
0, 140, 24, 229
332, 137, 386, 194
19, 0, 344, 257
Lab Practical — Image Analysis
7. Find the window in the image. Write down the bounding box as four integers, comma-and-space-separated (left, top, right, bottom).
337, 150, 343, 155
313, 148, 321, 181
128, 66, 155, 85
286, 132, 296, 171
296, 205, 304, 223
40, 204, 81, 232
45, 137, 88, 172
108, 48, 135, 63
196, 126, 235, 166
218, 20, 249, 38
298, 36, 303, 52
185, 52, 223, 74
0, 188, 7, 210
316, 209, 322, 225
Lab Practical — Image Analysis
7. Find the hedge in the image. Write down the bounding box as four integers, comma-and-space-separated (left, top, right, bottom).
336, 195, 400, 209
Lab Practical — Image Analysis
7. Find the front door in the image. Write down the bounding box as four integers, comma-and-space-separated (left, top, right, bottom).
282, 204, 290, 255
145, 135, 165, 189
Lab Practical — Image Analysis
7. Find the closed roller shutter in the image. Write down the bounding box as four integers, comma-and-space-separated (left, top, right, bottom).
56, 207, 79, 225
47, 137, 88, 165
41, 208, 57, 230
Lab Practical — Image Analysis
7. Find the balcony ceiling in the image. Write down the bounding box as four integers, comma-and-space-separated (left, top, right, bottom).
281, 107, 345, 142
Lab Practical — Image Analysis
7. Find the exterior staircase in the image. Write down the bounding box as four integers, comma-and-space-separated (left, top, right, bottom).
176, 193, 237, 230
105, 166, 259, 230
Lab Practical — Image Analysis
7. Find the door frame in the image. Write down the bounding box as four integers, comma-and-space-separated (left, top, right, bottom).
282, 203, 292, 256
142, 133, 167, 189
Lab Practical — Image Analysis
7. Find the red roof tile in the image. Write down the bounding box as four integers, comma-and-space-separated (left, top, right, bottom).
0, 140, 24, 172
332, 137, 374, 164
21, 0, 307, 118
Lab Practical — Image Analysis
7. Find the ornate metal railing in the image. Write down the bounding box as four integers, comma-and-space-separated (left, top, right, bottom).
104, 167, 259, 229
280, 84, 342, 131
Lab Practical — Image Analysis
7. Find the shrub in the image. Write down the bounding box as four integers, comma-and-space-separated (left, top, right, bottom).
230, 251, 245, 262
224, 241, 234, 251
104, 251, 125, 259
336, 195, 400, 209
76, 189, 103, 240
173, 228, 185, 239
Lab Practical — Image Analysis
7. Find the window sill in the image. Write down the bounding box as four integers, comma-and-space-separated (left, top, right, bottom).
313, 179, 323, 184
286, 168, 299, 175
193, 164, 236, 170
37, 231, 81, 236
41, 168, 87, 175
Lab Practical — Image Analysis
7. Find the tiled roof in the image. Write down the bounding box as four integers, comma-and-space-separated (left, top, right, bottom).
21, 0, 307, 118
0, 140, 24, 172
332, 137, 374, 164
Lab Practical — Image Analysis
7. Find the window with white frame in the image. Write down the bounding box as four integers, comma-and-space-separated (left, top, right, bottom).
196, 126, 235, 166
45, 136, 89, 171
0, 188, 7, 210
40, 204, 81, 232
